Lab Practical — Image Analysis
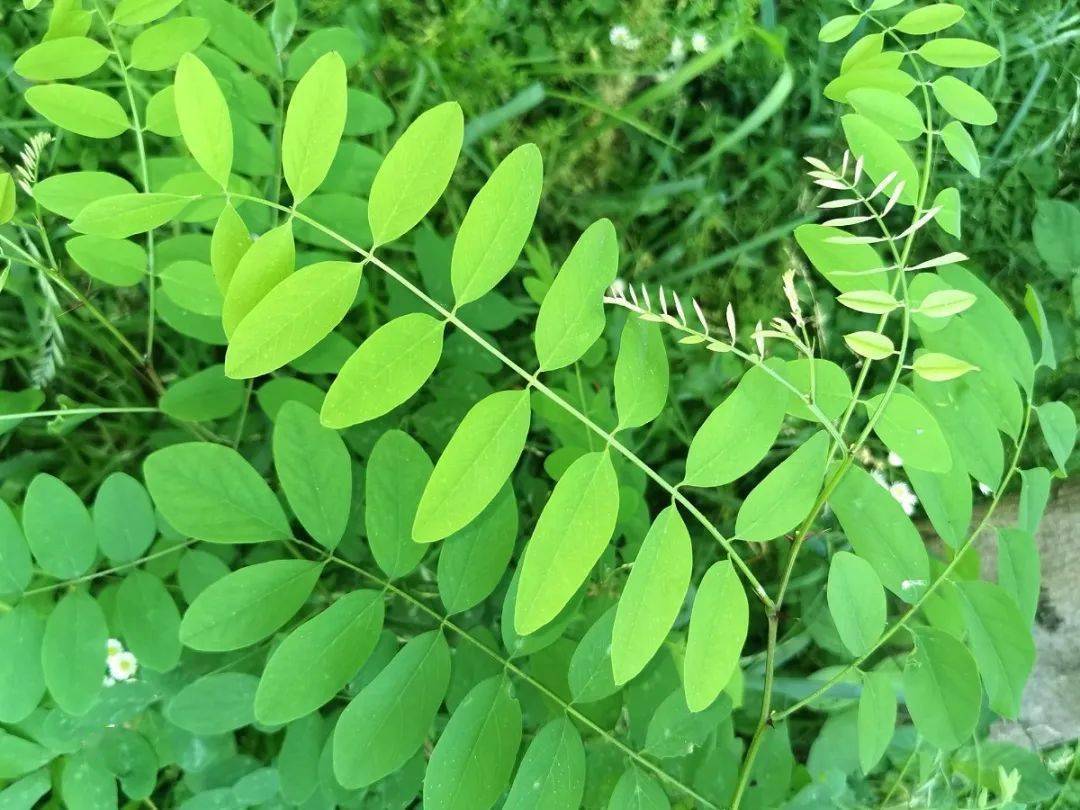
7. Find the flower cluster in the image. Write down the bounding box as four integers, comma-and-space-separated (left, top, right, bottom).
104, 638, 138, 686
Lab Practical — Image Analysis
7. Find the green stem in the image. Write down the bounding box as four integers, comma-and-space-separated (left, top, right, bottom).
22, 539, 193, 596
0, 406, 159, 423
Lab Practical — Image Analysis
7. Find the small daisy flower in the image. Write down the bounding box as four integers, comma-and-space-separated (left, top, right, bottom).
669, 36, 686, 62
889, 480, 918, 516
107, 651, 138, 682
609, 25, 642, 51
107, 638, 124, 658
888, 451, 903, 467
691, 31, 709, 53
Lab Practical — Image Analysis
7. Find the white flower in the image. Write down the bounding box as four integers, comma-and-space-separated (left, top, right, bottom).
978, 482, 993, 496
107, 638, 124, 658
889, 480, 918, 516
669, 36, 686, 62
609, 24, 641, 51
107, 651, 138, 682
887, 451, 903, 467
691, 31, 709, 53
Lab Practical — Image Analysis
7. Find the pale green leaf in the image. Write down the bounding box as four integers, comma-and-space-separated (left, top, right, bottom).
608, 765, 669, 810
210, 204, 252, 293
42, 589, 107, 715
116, 570, 182, 672
933, 187, 962, 237
159, 260, 222, 316
794, 224, 889, 293
568, 607, 619, 703
283, 52, 347, 204
932, 76, 997, 126
1036, 401, 1075, 472
824, 68, 916, 105
917, 38, 1000, 68
735, 430, 829, 542
913, 351, 979, 381
221, 222, 295, 337
23, 473, 95, 579
857, 670, 896, 773
112, 0, 181, 25
25, 84, 129, 138
827, 551, 886, 657
782, 358, 853, 422
14, 36, 109, 81
438, 485, 517, 614
865, 392, 952, 473
847, 88, 925, 141
615, 318, 668, 430
67, 235, 145, 286
92, 472, 156, 564
174, 53, 233, 188
684, 560, 748, 712
844, 330, 894, 360
941, 121, 981, 177
365, 429, 432, 579
841, 113, 919, 206
187, 0, 279, 76
903, 627, 980, 750
837, 289, 900, 314
504, 717, 586, 810
896, 3, 965, 35
71, 193, 191, 238
819, 15, 860, 43
130, 17, 210, 71
0, 605, 45, 723
159, 364, 246, 421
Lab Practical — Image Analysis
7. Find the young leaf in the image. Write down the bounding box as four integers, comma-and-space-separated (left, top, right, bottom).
895, 3, 965, 35
917, 38, 1000, 68
857, 670, 896, 773
23, 473, 96, 579
684, 560, 748, 712
504, 717, 586, 810
1036, 401, 1076, 472
112, 0, 182, 25
932, 76, 997, 126
865, 392, 952, 473
71, 193, 192, 238
515, 451, 619, 636
159, 364, 246, 422
903, 627, 981, 750
437, 485, 517, 614
14, 37, 109, 81
844, 330, 894, 360
321, 312, 446, 428
333, 630, 451, 788
932, 187, 962, 236
67, 235, 146, 286
143, 442, 291, 543
368, 102, 464, 246
174, 53, 233, 188
130, 17, 211, 71
179, 559, 322, 651
283, 52, 347, 205
413, 389, 531, 542
941, 121, 981, 177
115, 571, 182, 672
819, 15, 860, 43
841, 114, 919, 205
0, 605, 46, 723
912, 351, 978, 381
957, 580, 1035, 718
210, 204, 251, 293
365, 429, 432, 579
827, 551, 886, 657
221, 222, 295, 337
451, 143, 543, 306
24, 84, 130, 138
794, 224, 889, 294
273, 402, 351, 550
783, 358, 853, 422
836, 289, 901, 314
847, 88, 925, 141
735, 430, 830, 542
42, 589, 107, 716
534, 218, 619, 371
916, 289, 976, 318
611, 505, 692, 685
682, 360, 788, 487
568, 607, 619, 703
225, 260, 362, 378
614, 317, 668, 430
187, 0, 279, 77
255, 589, 384, 724
424, 676, 522, 810
829, 466, 930, 602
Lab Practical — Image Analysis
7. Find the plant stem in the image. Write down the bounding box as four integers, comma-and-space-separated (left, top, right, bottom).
22, 539, 193, 596
0, 406, 159, 423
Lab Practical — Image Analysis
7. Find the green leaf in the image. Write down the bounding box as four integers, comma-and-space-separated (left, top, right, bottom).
614, 318, 668, 430
735, 431, 829, 542
160, 364, 246, 421
333, 630, 451, 788
165, 672, 258, 734
71, 193, 192, 238
682, 360, 788, 487
827, 551, 886, 657
1036, 401, 1076, 472
424, 676, 522, 810
819, 14, 861, 43
1018, 467, 1051, 536
67, 235, 145, 286
451, 143, 543, 306
829, 466, 930, 603
895, 3, 965, 34
0, 501, 31, 599
912, 351, 979, 381
782, 358, 853, 422
836, 289, 901, 315
568, 606, 619, 703
368, 102, 464, 246
906, 447, 971, 549
504, 717, 586, 810
225, 260, 361, 378
92, 473, 156, 566
112, 0, 181, 25
997, 527, 1039, 625
438, 485, 517, 614
645, 690, 732, 759
255, 589, 384, 724
841, 114, 919, 206
130, 17, 211, 71
1033, 199, 1080, 278
0, 174, 15, 225
844, 330, 894, 360
857, 670, 896, 773
611, 505, 691, 685
1025, 285, 1056, 370
187, 0, 279, 76
144, 442, 291, 543
42, 589, 107, 715
684, 560, 748, 712
957, 580, 1035, 718
0, 731, 52, 781
794, 224, 889, 293
24, 84, 129, 138
824, 68, 917, 105
534, 218, 619, 370
179, 559, 322, 651
916, 289, 976, 318
160, 260, 222, 316
0, 605, 46, 723
283, 52, 347, 205
221, 222, 295, 337
941, 121, 981, 177
865, 392, 951, 473
413, 389, 531, 542
365, 429, 432, 579
847, 88, 925, 141
608, 765, 670, 810
932, 76, 997, 126
116, 570, 182, 672
903, 627, 980, 750
933, 187, 962, 236
515, 450, 619, 635
321, 312, 445, 428
174, 53, 233, 188
273, 402, 352, 550
23, 473, 96, 579
14, 36, 109, 81
917, 38, 1000, 68
278, 714, 323, 804
211, 204, 252, 293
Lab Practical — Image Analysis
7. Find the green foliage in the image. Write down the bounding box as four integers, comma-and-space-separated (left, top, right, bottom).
0, 1, 1073, 808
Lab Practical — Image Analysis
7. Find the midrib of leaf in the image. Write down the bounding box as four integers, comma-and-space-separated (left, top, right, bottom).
291, 537, 719, 810
171, 464, 285, 535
